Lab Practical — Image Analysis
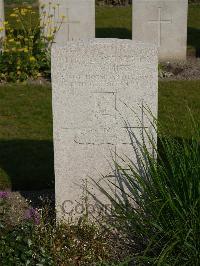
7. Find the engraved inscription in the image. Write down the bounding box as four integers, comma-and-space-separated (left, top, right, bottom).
63, 95, 148, 146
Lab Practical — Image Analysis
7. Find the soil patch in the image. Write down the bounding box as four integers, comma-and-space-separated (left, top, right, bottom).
159, 57, 200, 81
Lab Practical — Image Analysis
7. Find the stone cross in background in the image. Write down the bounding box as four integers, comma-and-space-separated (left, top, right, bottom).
132, 0, 188, 60
148, 7, 172, 47
39, 0, 95, 45
57, 7, 80, 41
0, 0, 5, 41
52, 39, 158, 219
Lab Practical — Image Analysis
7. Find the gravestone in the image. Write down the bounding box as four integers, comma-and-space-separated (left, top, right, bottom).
0, 0, 5, 41
52, 39, 158, 219
39, 0, 95, 45
132, 0, 188, 60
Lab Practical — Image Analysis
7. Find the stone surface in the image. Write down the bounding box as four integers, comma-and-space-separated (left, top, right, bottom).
39, 0, 95, 45
52, 39, 158, 219
0, 0, 5, 40
132, 0, 188, 60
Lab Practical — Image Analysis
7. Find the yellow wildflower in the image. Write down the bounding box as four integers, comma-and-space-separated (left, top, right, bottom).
10, 13, 18, 17
21, 9, 28, 16
23, 47, 29, 53
29, 56, 36, 62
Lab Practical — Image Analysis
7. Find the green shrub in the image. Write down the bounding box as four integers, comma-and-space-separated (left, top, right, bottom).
0, 4, 62, 82
0, 223, 53, 265
96, 114, 200, 265
0, 192, 10, 230
0, 218, 114, 265
0, 195, 115, 265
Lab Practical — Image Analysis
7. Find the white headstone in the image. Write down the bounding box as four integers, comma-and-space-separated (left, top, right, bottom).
0, 0, 5, 40
132, 0, 188, 60
52, 39, 158, 219
39, 0, 95, 45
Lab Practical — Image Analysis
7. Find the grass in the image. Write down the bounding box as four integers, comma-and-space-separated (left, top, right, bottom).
158, 80, 200, 138
97, 115, 200, 265
0, 84, 53, 190
0, 4, 199, 264
0, 84, 52, 140
0, 81, 200, 190
96, 7, 132, 39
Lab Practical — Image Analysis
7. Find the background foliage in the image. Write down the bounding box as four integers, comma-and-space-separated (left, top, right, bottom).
5, 0, 36, 4
4, 0, 200, 5
0, 4, 61, 82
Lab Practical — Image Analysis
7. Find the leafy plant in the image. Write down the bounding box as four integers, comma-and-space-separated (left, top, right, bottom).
0, 192, 10, 230
94, 113, 200, 265
0, 3, 63, 82
0, 195, 115, 265
0, 222, 53, 265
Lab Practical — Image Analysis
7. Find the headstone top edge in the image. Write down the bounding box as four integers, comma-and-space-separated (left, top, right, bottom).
52, 38, 158, 51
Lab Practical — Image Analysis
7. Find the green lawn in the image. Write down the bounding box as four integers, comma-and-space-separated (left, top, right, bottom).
0, 84, 53, 190
96, 7, 132, 39
0, 81, 200, 190
158, 81, 200, 138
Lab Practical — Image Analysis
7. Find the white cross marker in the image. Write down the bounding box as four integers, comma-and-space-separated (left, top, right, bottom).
148, 7, 172, 47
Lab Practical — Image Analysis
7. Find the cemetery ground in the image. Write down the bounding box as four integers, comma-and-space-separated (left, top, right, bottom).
0, 81, 200, 190
0, 82, 199, 264
0, 2, 200, 265
1, 1, 200, 190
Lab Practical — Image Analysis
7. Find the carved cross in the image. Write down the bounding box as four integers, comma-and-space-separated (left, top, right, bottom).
59, 8, 80, 41
148, 7, 172, 46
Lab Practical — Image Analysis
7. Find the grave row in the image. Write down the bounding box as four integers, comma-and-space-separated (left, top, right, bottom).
0, 0, 188, 60
39, 0, 188, 60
